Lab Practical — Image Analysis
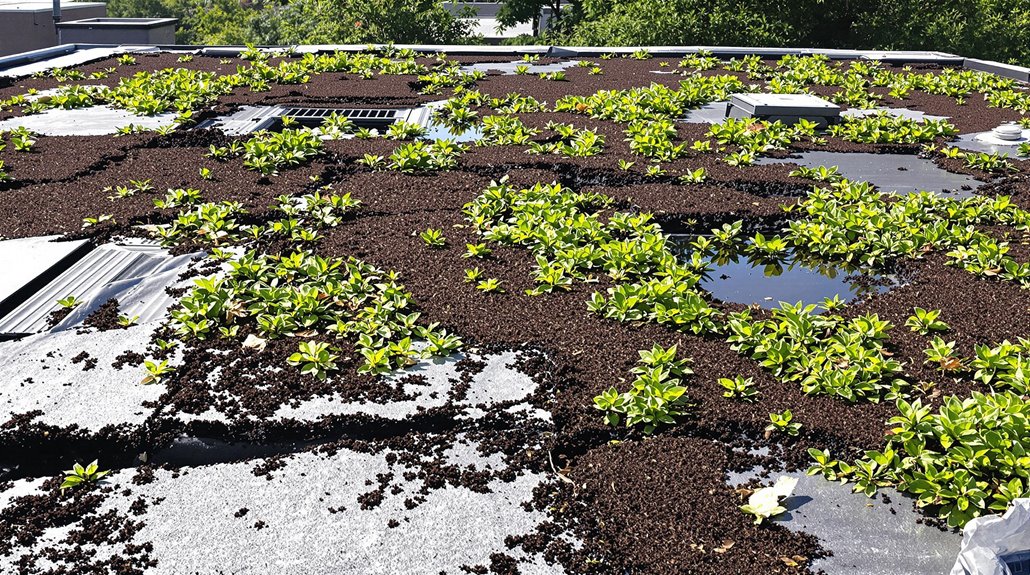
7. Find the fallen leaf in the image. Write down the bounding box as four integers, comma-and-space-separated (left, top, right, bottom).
242, 334, 267, 352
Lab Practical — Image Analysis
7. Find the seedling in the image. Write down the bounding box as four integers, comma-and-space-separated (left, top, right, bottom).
141, 359, 173, 385
678, 168, 707, 184
420, 228, 446, 247
765, 409, 801, 437
57, 295, 80, 308
645, 164, 666, 178
117, 54, 137, 65
357, 154, 385, 169
81, 214, 114, 229
60, 460, 109, 492
287, 340, 338, 380
199, 167, 213, 180
475, 278, 503, 292
923, 336, 963, 372
719, 376, 758, 401
905, 307, 948, 335
117, 314, 140, 327
464, 243, 492, 258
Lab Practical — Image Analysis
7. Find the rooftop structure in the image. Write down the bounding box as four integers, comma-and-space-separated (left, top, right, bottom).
0, 42, 1029, 575
0, 0, 107, 56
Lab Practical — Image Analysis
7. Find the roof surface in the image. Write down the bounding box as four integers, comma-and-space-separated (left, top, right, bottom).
0, 43, 1028, 575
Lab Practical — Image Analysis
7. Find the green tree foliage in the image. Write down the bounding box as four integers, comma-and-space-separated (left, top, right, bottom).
110, 0, 477, 45
567, 0, 800, 47
850, 0, 1030, 65
107, 0, 1030, 64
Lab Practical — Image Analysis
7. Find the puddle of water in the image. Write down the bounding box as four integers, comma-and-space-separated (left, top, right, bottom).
678, 101, 730, 124
840, 107, 949, 122
669, 235, 895, 309
424, 121, 482, 143
955, 128, 1030, 155
0, 105, 177, 136
460, 60, 581, 75
757, 151, 983, 197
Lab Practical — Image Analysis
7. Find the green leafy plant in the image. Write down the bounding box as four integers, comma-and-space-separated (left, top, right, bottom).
593, 344, 691, 433
464, 243, 492, 258
287, 340, 339, 380
142, 359, 173, 385
475, 278, 503, 292
923, 336, 963, 373
57, 295, 80, 309
678, 167, 707, 184
811, 393, 1030, 527
117, 314, 140, 327
60, 460, 109, 492
464, 267, 483, 283
765, 409, 801, 437
81, 214, 114, 229
905, 307, 949, 335
420, 228, 446, 247
719, 376, 758, 401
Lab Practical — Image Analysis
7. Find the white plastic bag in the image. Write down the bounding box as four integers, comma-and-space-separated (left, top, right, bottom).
951, 499, 1030, 575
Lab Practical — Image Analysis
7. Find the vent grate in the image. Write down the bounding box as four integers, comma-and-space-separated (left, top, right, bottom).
281, 107, 401, 121
198, 106, 421, 134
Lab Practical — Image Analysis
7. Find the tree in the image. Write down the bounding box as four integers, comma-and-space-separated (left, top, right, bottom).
567, 0, 800, 47
495, 0, 583, 36
107, 0, 478, 45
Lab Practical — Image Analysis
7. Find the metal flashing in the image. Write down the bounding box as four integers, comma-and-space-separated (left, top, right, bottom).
0, 236, 91, 321
0, 239, 197, 337
963, 58, 1030, 83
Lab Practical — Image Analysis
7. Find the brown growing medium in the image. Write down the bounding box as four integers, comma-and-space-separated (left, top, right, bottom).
1, 50, 1029, 575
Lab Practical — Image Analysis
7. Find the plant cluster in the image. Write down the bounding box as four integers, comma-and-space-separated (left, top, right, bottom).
464, 178, 721, 331
170, 251, 460, 375
593, 344, 692, 433
827, 113, 958, 144
389, 139, 464, 172
810, 391, 1030, 527
726, 301, 904, 402
527, 122, 605, 158
783, 181, 1030, 286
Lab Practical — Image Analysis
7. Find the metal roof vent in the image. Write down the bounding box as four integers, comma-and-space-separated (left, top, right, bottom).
971, 122, 1030, 146
728, 93, 841, 128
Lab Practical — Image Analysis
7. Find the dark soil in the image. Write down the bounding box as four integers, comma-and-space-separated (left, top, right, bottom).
1, 51, 1029, 575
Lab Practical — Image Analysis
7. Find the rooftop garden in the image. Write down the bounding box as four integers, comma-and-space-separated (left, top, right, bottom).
0, 46, 1029, 574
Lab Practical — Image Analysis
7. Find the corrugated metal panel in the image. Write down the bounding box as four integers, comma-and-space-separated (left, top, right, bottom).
195, 105, 285, 135
0, 236, 91, 316
0, 240, 198, 336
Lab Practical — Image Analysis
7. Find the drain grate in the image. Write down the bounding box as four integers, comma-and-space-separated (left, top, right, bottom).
199, 105, 430, 135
